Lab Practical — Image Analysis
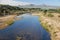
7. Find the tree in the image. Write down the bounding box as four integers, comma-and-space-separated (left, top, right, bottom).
43, 10, 47, 15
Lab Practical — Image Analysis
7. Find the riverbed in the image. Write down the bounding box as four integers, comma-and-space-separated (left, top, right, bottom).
0, 14, 50, 40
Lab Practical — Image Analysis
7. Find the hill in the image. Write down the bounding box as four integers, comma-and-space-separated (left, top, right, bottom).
18, 4, 60, 9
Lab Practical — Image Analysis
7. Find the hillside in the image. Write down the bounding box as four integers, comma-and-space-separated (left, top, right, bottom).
18, 4, 60, 9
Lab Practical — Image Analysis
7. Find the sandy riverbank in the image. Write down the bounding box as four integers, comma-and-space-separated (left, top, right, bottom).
0, 15, 16, 30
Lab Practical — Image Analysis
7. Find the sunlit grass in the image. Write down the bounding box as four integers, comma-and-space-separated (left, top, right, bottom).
4, 19, 14, 25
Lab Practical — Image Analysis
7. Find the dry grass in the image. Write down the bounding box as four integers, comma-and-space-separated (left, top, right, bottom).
32, 12, 60, 40
0, 15, 16, 30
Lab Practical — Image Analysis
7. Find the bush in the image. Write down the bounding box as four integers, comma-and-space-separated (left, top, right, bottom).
48, 13, 54, 17
58, 15, 60, 17
43, 10, 47, 15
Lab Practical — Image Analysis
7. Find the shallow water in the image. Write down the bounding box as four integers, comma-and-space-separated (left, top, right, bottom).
0, 14, 51, 40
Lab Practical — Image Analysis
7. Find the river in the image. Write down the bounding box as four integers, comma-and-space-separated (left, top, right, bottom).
0, 14, 51, 40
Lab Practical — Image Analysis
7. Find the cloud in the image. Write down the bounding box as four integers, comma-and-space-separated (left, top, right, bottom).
0, 0, 30, 6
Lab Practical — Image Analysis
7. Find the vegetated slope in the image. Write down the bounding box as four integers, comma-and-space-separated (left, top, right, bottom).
39, 12, 60, 40
0, 4, 21, 16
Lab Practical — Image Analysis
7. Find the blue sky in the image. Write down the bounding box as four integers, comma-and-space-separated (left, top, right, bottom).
0, 0, 60, 6
16, 0, 60, 6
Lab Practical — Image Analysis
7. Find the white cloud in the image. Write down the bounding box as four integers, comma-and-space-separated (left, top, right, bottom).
0, 0, 30, 6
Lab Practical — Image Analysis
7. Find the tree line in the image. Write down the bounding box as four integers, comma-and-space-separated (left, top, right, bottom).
0, 4, 60, 16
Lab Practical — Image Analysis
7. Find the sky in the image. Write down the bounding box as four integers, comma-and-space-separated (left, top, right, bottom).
0, 0, 60, 6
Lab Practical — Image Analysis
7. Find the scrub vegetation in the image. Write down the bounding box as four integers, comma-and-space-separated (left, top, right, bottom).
0, 4, 60, 40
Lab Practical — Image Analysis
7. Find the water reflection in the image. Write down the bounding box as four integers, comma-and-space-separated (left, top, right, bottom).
0, 14, 50, 40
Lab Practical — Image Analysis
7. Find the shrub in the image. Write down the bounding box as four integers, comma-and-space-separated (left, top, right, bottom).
58, 15, 60, 17
43, 10, 47, 15
48, 13, 54, 17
